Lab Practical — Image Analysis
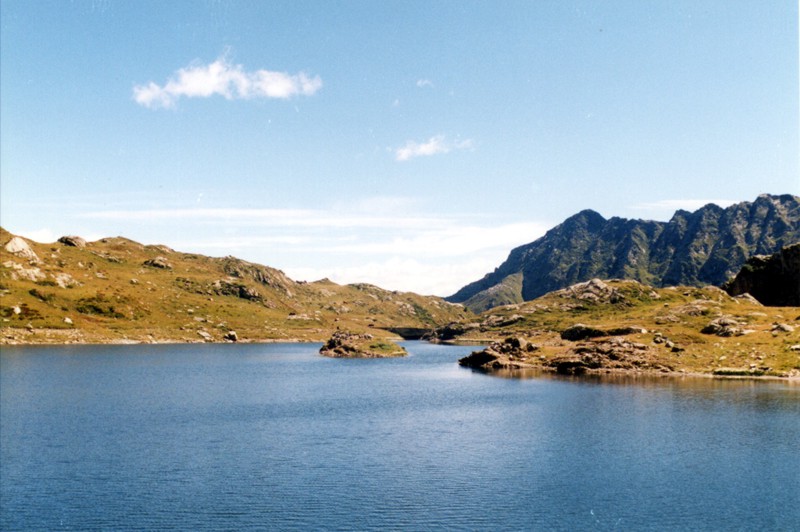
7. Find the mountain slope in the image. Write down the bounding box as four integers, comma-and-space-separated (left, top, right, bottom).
723, 243, 800, 306
448, 194, 800, 312
1, 228, 470, 344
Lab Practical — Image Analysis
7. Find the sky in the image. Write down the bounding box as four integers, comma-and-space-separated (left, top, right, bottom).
1, 0, 798, 296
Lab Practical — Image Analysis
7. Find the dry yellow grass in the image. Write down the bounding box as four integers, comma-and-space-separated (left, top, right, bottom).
449, 279, 800, 377
1, 228, 469, 344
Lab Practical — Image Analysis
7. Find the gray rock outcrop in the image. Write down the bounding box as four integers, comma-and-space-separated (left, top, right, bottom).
143, 256, 172, 269
58, 235, 87, 248
723, 243, 800, 306
3, 236, 39, 263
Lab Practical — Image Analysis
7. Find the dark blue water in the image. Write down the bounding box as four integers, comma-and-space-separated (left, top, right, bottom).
1, 342, 798, 531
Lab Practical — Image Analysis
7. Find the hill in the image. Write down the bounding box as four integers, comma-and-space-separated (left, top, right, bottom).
432, 278, 800, 378
447, 194, 800, 312
0, 228, 470, 344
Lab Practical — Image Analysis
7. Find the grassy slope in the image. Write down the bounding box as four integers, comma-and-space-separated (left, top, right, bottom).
0, 229, 470, 344
450, 279, 800, 377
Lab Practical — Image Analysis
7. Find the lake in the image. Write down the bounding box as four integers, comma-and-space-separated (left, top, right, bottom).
1, 342, 798, 530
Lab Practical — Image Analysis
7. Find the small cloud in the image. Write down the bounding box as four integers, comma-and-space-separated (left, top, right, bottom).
394, 135, 473, 162
416, 79, 433, 88
133, 55, 322, 109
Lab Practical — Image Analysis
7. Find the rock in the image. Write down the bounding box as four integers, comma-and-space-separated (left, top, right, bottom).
3, 261, 46, 282
426, 322, 479, 341
211, 280, 261, 301
548, 354, 604, 375
58, 235, 87, 248
52, 272, 79, 288
482, 314, 524, 328
3, 236, 39, 263
320, 331, 406, 358
458, 337, 539, 371
547, 337, 657, 374
771, 323, 795, 333
561, 324, 608, 341
724, 243, 800, 306
560, 324, 646, 341
64, 317, 73, 325
223, 331, 238, 342
143, 256, 172, 269
733, 293, 763, 306
197, 330, 213, 342
701, 316, 746, 337
554, 278, 627, 304
458, 349, 507, 370
605, 326, 647, 336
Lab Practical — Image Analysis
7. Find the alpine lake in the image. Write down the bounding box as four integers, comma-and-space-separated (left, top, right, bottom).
1, 341, 798, 530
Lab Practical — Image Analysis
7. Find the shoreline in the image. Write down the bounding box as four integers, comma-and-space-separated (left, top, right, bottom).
3, 329, 798, 381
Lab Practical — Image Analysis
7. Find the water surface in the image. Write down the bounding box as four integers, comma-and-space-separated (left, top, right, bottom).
2, 342, 798, 530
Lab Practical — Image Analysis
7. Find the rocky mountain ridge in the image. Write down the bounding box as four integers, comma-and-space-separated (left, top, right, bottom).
448, 194, 800, 312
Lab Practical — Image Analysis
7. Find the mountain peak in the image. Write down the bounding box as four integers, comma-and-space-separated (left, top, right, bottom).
448, 194, 800, 312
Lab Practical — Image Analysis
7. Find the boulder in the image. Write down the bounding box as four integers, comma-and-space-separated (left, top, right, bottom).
58, 235, 87, 248
143, 256, 172, 269
3, 236, 39, 263
458, 337, 539, 370
223, 331, 238, 342
771, 323, 795, 333
560, 324, 608, 341
211, 280, 261, 301
553, 278, 628, 304
701, 316, 747, 337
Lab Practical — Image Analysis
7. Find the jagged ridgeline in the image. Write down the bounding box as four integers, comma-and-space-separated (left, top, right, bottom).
0, 228, 469, 344
448, 194, 800, 312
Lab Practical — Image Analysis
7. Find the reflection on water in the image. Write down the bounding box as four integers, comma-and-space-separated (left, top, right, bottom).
2, 342, 799, 531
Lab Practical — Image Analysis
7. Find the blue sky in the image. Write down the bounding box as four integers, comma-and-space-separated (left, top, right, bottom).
1, 1, 798, 295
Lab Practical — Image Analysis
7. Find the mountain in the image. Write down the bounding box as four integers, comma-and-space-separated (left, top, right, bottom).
723, 243, 800, 306
0, 228, 469, 344
448, 194, 800, 312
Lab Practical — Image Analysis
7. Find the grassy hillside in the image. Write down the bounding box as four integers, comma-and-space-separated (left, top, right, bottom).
0, 228, 470, 344
439, 278, 800, 378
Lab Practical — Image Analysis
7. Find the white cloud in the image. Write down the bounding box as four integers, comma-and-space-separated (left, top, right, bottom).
394, 135, 474, 162
133, 56, 322, 109
73, 203, 548, 296
308, 222, 547, 258
416, 79, 433, 88
286, 256, 504, 296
